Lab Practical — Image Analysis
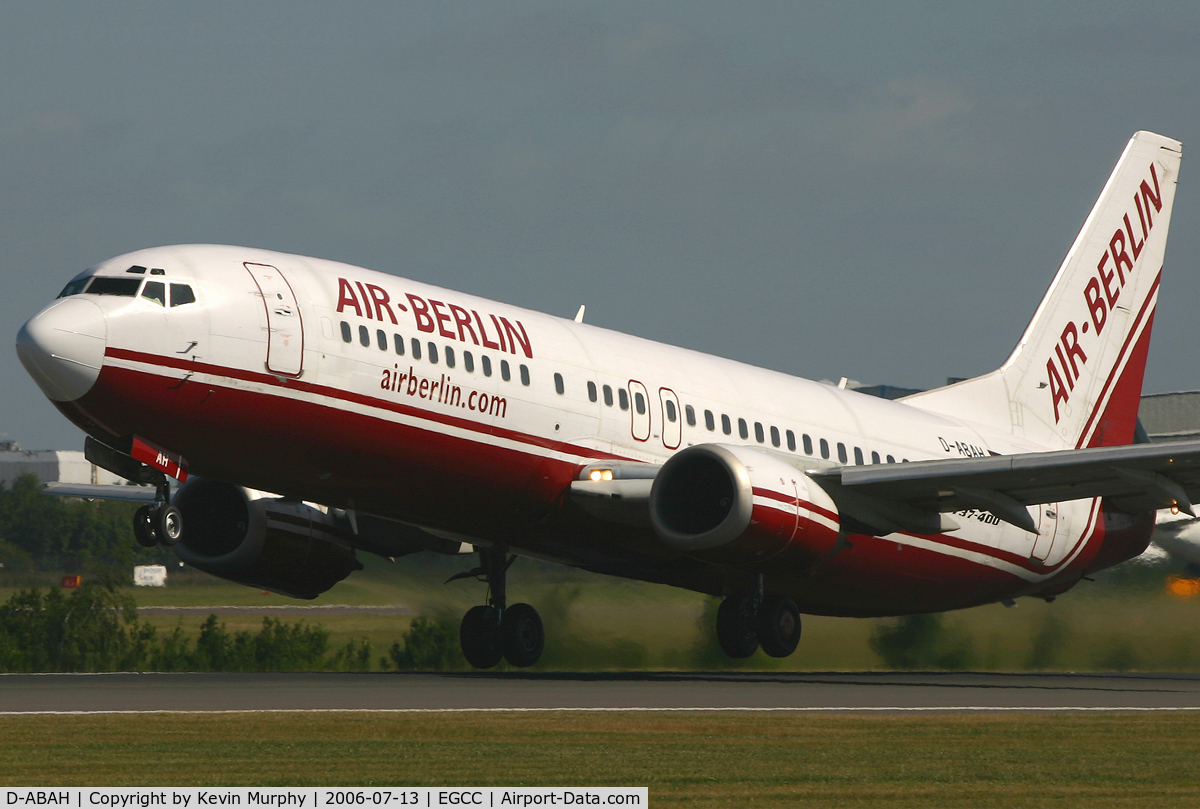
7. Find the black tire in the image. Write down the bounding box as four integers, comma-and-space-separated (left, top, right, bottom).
501, 603, 544, 668
716, 594, 759, 658
156, 504, 183, 547
758, 595, 802, 658
133, 505, 159, 548
460, 605, 503, 669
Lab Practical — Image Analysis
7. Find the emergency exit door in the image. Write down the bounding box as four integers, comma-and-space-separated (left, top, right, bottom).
628, 380, 651, 442
659, 387, 681, 449
245, 263, 304, 376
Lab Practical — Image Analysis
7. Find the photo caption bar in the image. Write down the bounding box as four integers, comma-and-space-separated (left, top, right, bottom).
1, 789, 647, 808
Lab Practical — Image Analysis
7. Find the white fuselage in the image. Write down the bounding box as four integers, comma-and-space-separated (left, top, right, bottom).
20, 244, 1137, 615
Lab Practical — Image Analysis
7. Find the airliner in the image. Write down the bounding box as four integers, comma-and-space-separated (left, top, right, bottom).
15, 131, 1200, 668
1152, 510, 1200, 572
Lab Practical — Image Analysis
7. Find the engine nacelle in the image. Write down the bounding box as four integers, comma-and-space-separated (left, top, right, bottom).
648, 444, 841, 567
171, 478, 361, 599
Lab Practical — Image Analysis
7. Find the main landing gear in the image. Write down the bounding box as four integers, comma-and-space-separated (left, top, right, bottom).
716, 581, 802, 659
452, 546, 545, 669
132, 482, 182, 548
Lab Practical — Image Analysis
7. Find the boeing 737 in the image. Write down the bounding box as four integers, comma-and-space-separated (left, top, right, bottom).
15, 131, 1200, 668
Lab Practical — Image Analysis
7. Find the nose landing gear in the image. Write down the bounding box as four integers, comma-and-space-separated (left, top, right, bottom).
131, 481, 181, 548
452, 546, 545, 669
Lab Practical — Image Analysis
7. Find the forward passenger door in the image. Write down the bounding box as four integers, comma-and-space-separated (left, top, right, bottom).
245, 263, 304, 377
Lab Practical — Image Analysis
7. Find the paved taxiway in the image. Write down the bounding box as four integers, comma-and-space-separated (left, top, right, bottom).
136, 605, 415, 616
2, 672, 1200, 712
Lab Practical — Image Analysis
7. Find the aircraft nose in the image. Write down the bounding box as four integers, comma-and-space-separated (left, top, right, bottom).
15, 297, 107, 402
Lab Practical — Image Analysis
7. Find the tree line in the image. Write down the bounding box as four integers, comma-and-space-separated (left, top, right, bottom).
0, 578, 374, 672
0, 474, 170, 573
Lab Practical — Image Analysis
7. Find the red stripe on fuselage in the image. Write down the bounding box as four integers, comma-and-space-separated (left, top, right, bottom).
83, 346, 1133, 612
754, 479, 1106, 576
751, 486, 838, 522
105, 347, 634, 464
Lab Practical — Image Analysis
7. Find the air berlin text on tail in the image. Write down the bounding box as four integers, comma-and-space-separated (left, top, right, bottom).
2, 790, 647, 808
1047, 162, 1163, 421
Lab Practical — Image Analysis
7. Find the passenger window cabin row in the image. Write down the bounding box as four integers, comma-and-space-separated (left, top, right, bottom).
339, 321, 531, 385
690, 404, 906, 464
343, 329, 906, 466
560, 374, 907, 466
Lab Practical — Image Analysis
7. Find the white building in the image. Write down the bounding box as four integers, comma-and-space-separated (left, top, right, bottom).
0, 442, 130, 488
1138, 391, 1200, 443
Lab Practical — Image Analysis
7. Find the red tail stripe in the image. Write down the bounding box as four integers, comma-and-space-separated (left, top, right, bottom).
1075, 271, 1160, 448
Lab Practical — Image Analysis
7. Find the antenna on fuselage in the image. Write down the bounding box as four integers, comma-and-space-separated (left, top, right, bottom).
574, 305, 586, 323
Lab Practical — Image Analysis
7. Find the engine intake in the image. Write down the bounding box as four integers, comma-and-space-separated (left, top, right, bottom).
649, 444, 840, 567
650, 445, 753, 551
171, 478, 361, 599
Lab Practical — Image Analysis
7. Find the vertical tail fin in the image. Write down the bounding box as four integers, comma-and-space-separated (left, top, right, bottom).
906, 131, 1182, 449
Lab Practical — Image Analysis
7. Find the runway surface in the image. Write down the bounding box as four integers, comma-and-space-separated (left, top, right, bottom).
3, 671, 1200, 712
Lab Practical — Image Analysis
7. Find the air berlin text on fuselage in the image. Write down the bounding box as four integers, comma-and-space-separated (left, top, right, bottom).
336, 279, 534, 359
1046, 162, 1163, 422
381, 364, 508, 419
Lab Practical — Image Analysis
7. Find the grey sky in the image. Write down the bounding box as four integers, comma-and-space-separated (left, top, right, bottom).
4, 2, 1200, 449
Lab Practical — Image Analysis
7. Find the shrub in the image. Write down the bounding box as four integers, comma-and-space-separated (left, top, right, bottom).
328, 637, 373, 671
870, 613, 977, 670
386, 615, 464, 671
0, 580, 364, 673
0, 577, 143, 671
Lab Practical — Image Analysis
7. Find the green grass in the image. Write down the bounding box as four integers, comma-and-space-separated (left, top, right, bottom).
1, 712, 1199, 806
8, 553, 1200, 672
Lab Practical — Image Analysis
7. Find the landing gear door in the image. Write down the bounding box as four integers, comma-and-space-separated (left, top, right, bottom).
628, 380, 651, 442
659, 387, 681, 449
244, 263, 304, 377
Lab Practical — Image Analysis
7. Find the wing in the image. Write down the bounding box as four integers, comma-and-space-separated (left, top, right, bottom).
810, 439, 1200, 534
41, 482, 160, 502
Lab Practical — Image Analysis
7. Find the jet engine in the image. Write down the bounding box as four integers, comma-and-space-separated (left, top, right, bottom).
170, 478, 361, 599
648, 444, 840, 567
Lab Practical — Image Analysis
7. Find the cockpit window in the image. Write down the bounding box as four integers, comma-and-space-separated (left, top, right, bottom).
150, 268, 166, 276
170, 284, 196, 307
126, 265, 147, 274
141, 281, 166, 306
87, 277, 143, 297
57, 277, 91, 298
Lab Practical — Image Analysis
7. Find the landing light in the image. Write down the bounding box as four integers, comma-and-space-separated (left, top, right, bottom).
589, 469, 614, 482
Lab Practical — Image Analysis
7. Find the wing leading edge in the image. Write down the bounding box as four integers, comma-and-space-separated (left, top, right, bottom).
41, 482, 160, 502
